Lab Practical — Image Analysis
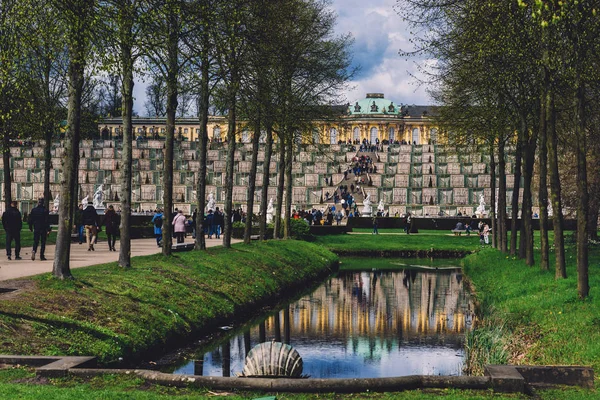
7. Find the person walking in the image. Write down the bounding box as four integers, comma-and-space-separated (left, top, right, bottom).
172, 209, 187, 244
213, 207, 223, 239
2, 200, 22, 260
151, 209, 164, 247
372, 216, 379, 235
103, 205, 120, 251
74, 203, 84, 244
28, 198, 51, 261
205, 209, 214, 239
405, 213, 412, 235
82, 200, 98, 251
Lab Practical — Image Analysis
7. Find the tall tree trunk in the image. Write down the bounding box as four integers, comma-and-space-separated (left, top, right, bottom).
53, 54, 84, 279
274, 135, 285, 239
118, 44, 134, 268
244, 116, 261, 244
489, 143, 497, 248
43, 123, 53, 210
575, 81, 589, 298
521, 117, 537, 266
162, 7, 179, 256
547, 87, 566, 279
510, 130, 523, 256
195, 35, 210, 251
223, 77, 237, 248
259, 124, 273, 240
538, 80, 550, 271
497, 139, 508, 252
284, 131, 293, 239
2, 132, 11, 209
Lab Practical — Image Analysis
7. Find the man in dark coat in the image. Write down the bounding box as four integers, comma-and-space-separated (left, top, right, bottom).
28, 198, 51, 261
82, 201, 98, 251
2, 201, 22, 260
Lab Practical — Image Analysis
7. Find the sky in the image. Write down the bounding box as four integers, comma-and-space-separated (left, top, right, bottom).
329, 0, 433, 107
132, 0, 434, 116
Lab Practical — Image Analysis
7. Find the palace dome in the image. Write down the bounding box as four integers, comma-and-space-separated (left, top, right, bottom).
348, 93, 399, 115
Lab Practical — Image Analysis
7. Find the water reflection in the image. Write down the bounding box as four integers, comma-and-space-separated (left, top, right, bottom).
172, 266, 473, 379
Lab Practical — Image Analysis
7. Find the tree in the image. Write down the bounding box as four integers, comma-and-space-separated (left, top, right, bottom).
51, 0, 96, 279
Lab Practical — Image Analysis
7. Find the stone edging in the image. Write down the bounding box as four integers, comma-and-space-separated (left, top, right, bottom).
0, 356, 593, 394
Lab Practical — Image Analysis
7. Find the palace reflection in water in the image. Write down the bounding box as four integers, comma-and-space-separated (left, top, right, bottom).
172, 267, 474, 379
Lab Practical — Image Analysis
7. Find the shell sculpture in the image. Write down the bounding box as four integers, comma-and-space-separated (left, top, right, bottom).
242, 341, 304, 378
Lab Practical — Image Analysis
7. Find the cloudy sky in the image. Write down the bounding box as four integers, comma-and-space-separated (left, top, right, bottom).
132, 0, 433, 115
330, 0, 433, 106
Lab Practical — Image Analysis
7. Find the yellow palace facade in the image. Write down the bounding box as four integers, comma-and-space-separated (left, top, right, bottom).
98, 93, 438, 145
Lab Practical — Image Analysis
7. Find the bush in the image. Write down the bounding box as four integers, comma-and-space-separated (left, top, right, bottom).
289, 218, 310, 239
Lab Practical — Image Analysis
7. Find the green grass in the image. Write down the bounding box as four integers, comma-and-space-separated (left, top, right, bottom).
0, 240, 337, 365
314, 229, 481, 252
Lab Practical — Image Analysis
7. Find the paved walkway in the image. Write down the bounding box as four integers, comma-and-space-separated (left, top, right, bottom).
0, 236, 240, 281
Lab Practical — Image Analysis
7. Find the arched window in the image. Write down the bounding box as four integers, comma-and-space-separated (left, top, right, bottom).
313, 129, 320, 144
330, 128, 337, 144
370, 127, 378, 143
412, 128, 420, 144
430, 128, 438, 144
213, 126, 221, 140
353, 127, 360, 141
242, 129, 249, 143
388, 127, 395, 142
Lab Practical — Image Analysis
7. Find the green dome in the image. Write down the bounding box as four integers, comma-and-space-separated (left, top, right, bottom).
348, 93, 399, 115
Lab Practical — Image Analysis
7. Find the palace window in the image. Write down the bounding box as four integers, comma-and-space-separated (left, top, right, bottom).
370, 127, 378, 143
430, 128, 438, 143
412, 128, 420, 144
213, 126, 221, 139
353, 127, 360, 141
389, 127, 395, 142
330, 128, 337, 144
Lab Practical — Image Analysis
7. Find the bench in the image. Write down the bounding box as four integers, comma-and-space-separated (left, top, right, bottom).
451, 229, 467, 236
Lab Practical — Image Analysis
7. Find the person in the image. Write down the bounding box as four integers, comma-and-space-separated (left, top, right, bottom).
2, 200, 22, 260
74, 203, 84, 244
172, 209, 187, 244
205, 209, 214, 238
478, 221, 485, 245
213, 207, 224, 239
405, 213, 412, 235
151, 209, 164, 247
103, 205, 119, 251
335, 209, 343, 225
483, 222, 490, 245
28, 198, 51, 261
82, 201, 98, 251
372, 216, 379, 235
192, 208, 197, 239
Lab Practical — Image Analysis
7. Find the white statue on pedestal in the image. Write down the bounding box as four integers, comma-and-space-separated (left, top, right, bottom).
53, 194, 60, 212
206, 192, 216, 212
266, 198, 274, 224
547, 200, 553, 217
476, 193, 486, 217
377, 199, 385, 213
93, 184, 104, 208
81, 195, 89, 209
361, 194, 372, 216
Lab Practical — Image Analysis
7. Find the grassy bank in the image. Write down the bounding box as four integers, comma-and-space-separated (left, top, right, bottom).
462, 242, 600, 397
313, 229, 481, 254
0, 240, 337, 365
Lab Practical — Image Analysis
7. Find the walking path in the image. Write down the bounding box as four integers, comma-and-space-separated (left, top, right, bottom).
0, 237, 240, 281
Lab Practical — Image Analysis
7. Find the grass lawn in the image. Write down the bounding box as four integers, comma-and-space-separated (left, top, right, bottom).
314, 229, 482, 252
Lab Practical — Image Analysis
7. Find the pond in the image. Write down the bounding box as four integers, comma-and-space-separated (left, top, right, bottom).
159, 258, 474, 379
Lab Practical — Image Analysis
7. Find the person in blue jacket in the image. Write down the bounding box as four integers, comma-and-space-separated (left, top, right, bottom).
151, 209, 164, 247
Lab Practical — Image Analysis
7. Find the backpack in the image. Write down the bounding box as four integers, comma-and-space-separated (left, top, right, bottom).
154, 216, 163, 228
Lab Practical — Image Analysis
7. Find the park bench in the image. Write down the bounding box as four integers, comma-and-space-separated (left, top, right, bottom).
451, 229, 467, 236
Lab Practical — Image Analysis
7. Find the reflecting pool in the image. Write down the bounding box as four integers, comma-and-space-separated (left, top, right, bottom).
165, 259, 474, 378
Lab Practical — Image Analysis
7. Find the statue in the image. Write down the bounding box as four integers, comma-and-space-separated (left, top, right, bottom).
266, 198, 274, 224
206, 191, 216, 212
81, 195, 89, 209
547, 199, 553, 217
93, 184, 104, 208
476, 193, 486, 217
361, 194, 372, 216
53, 194, 60, 212
377, 199, 385, 212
